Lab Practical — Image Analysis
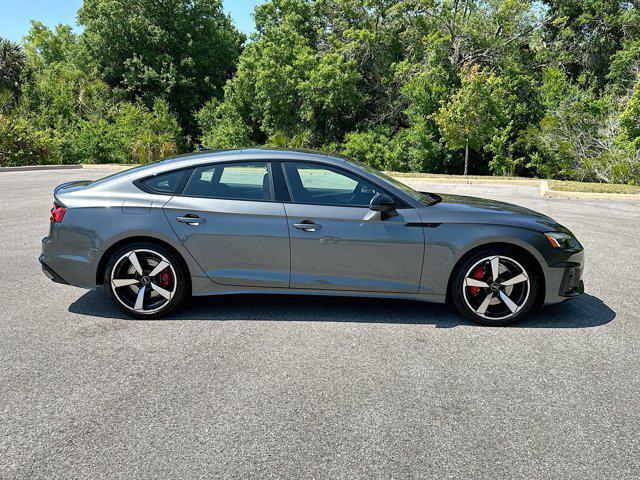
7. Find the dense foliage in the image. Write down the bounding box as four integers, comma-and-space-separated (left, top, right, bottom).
1, 0, 640, 184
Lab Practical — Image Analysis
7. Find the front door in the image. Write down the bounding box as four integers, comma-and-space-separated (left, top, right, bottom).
282, 162, 424, 293
164, 161, 290, 288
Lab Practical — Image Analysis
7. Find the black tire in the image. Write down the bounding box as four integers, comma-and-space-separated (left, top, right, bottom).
103, 242, 190, 319
450, 247, 539, 326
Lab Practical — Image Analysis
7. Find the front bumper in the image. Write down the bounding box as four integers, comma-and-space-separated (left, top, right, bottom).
543, 249, 585, 305
559, 265, 584, 298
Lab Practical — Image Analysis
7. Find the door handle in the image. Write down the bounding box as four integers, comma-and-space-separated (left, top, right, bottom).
293, 222, 322, 232
177, 215, 206, 225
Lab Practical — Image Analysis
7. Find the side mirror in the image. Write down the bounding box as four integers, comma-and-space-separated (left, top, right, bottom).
369, 193, 396, 213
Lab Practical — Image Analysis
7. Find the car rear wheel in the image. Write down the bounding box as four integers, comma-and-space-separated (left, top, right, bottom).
451, 248, 539, 326
103, 243, 189, 319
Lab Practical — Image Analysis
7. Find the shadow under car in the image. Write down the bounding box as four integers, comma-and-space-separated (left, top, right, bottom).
69, 289, 615, 329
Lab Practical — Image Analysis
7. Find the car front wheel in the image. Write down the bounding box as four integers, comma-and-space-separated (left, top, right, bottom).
104, 243, 189, 319
451, 248, 539, 326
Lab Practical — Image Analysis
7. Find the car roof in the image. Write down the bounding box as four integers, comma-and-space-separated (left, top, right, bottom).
178, 148, 347, 164
145, 148, 352, 173
87, 148, 353, 188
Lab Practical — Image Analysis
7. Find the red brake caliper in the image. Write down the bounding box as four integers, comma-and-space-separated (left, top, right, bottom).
469, 266, 486, 296
158, 269, 171, 287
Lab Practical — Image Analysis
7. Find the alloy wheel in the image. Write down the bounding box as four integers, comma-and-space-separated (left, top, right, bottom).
462, 255, 530, 321
110, 249, 177, 314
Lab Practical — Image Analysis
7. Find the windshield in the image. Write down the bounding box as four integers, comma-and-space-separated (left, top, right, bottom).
348, 160, 440, 205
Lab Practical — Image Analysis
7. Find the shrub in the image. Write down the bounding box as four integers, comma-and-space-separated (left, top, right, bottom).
197, 98, 252, 150
341, 126, 447, 173
341, 129, 394, 171
68, 100, 181, 164
0, 114, 58, 166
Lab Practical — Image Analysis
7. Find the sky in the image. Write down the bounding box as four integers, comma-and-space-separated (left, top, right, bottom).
0, 0, 263, 43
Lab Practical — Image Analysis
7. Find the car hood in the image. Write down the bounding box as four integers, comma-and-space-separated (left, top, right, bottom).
419, 193, 569, 233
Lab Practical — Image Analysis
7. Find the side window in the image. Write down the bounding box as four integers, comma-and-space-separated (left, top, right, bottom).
283, 162, 381, 207
139, 169, 190, 195
183, 162, 274, 201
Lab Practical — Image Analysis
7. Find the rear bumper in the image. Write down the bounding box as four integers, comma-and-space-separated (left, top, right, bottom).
39, 258, 70, 285
40, 236, 97, 288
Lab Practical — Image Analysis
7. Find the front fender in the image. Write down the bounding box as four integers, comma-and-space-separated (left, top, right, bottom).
419, 223, 552, 296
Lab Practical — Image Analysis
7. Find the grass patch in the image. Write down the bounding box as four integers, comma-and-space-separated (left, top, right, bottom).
390, 172, 639, 194
549, 180, 640, 195
387, 172, 526, 180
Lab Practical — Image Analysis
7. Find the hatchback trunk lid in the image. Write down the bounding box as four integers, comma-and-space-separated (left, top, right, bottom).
53, 180, 92, 205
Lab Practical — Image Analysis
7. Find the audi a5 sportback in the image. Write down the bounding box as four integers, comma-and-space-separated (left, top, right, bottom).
40, 149, 584, 326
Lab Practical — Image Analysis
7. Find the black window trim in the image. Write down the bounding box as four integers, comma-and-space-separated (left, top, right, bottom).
133, 158, 409, 208
270, 161, 291, 202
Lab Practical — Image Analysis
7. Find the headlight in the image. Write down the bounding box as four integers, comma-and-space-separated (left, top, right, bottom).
544, 232, 582, 250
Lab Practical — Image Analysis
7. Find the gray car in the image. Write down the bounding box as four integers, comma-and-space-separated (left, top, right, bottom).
40, 149, 584, 326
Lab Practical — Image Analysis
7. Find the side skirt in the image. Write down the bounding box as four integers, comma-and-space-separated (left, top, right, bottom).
190, 276, 446, 304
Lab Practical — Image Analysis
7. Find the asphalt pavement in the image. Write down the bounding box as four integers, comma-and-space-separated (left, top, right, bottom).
0, 169, 638, 479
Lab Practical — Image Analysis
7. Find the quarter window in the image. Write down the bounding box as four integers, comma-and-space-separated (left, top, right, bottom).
183, 162, 274, 201
283, 162, 381, 207
139, 169, 190, 195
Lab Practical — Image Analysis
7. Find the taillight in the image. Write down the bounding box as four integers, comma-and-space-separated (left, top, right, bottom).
50, 205, 67, 223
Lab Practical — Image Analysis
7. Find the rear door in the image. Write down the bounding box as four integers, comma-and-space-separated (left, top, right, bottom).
163, 161, 290, 288
281, 162, 424, 293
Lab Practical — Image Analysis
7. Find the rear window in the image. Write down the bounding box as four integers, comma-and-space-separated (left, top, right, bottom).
138, 170, 190, 195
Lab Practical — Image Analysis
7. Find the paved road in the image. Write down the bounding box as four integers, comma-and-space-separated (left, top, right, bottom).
1, 169, 638, 479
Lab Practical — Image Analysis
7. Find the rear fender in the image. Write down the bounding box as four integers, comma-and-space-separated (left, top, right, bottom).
52, 204, 206, 288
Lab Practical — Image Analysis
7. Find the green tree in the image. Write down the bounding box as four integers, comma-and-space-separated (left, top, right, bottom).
77, 0, 244, 138
201, 0, 542, 174
539, 0, 639, 87
620, 80, 640, 145
608, 38, 640, 94
19, 61, 110, 132
435, 65, 508, 175
527, 67, 619, 181
22, 21, 77, 68
0, 38, 28, 112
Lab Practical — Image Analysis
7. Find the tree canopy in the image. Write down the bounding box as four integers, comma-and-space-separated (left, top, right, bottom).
1, 0, 640, 184
0, 38, 28, 112
77, 0, 244, 138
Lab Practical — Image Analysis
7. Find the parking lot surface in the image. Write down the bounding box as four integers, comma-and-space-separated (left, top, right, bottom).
1, 169, 638, 479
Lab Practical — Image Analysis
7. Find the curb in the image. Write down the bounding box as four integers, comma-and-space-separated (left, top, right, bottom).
0, 164, 82, 173
540, 179, 640, 201
539, 180, 550, 197
541, 186, 640, 201
82, 164, 134, 170
0, 164, 132, 173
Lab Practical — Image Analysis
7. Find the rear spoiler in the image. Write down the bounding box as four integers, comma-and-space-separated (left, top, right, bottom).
53, 180, 92, 206
54, 180, 92, 195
